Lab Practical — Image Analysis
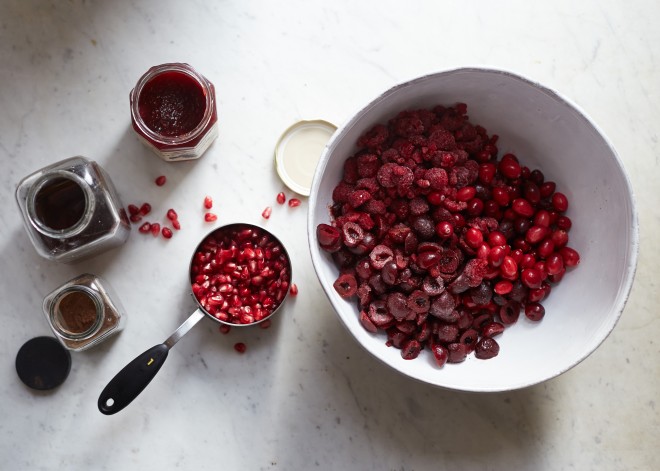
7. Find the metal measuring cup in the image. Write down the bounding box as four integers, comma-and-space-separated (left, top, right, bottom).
98, 223, 292, 415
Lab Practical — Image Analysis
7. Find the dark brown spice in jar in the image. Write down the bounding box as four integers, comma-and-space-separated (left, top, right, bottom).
57, 290, 98, 334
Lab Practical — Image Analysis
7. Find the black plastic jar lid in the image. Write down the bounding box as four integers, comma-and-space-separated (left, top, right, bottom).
16, 336, 71, 390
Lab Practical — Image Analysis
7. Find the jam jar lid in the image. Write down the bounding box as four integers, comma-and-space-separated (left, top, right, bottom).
275, 119, 336, 196
15, 336, 71, 390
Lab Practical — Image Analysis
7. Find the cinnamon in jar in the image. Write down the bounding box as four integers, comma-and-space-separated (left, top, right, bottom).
43, 274, 126, 351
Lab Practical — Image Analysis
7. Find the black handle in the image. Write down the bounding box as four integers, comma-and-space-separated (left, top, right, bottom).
98, 344, 169, 415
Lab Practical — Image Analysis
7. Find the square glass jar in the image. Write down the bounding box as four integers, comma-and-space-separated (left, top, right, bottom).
15, 156, 130, 263
130, 63, 219, 161
43, 274, 126, 351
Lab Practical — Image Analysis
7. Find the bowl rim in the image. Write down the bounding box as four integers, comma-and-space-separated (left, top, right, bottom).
307, 66, 639, 392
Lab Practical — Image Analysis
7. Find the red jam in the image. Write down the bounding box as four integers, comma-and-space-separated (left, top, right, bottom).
138, 71, 206, 137
130, 63, 219, 161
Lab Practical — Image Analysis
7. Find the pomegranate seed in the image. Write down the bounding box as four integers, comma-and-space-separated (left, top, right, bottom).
204, 196, 213, 209
129, 214, 142, 223
204, 213, 217, 222
127, 204, 140, 216
290, 283, 298, 296
150, 223, 160, 237
262, 206, 272, 219
276, 192, 286, 205
259, 320, 272, 329
162, 227, 173, 239
139, 203, 152, 216
138, 222, 151, 234
155, 175, 166, 186
172, 219, 181, 230
219, 325, 231, 334
234, 342, 247, 353
166, 209, 178, 221
431, 343, 449, 367
288, 198, 301, 208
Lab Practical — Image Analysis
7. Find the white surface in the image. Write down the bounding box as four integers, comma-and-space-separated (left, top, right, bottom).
308, 68, 638, 392
0, 1, 658, 470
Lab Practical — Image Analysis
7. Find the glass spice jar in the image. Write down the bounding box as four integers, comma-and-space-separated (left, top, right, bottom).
15, 156, 130, 263
43, 274, 126, 351
130, 63, 219, 162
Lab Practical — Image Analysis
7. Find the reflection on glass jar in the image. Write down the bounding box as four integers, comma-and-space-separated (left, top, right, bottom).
15, 156, 130, 263
130, 63, 219, 161
43, 274, 126, 351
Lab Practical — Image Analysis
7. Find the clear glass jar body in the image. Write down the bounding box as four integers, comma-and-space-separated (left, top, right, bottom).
42, 273, 127, 351
130, 63, 219, 162
15, 156, 130, 263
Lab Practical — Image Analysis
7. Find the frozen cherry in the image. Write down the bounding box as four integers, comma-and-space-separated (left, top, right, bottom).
333, 273, 358, 298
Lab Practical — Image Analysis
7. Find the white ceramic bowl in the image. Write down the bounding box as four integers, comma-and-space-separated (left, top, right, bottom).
308, 68, 638, 392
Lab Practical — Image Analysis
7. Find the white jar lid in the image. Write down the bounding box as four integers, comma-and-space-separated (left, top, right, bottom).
275, 119, 337, 196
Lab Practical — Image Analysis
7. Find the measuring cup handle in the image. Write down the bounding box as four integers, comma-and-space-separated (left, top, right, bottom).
97, 344, 169, 415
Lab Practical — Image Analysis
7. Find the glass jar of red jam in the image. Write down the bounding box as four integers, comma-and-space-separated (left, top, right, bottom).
130, 63, 219, 161
15, 156, 130, 263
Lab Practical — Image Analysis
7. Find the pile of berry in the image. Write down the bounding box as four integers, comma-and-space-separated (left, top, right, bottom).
317, 104, 580, 366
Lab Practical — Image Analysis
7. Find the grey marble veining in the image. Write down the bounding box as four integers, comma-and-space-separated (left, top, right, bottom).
0, 0, 658, 470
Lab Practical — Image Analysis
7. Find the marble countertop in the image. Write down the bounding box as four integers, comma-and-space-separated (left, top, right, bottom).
1, 1, 658, 469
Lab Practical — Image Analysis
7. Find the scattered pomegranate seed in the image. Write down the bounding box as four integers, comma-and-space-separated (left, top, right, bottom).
155, 175, 167, 186
219, 325, 231, 334
138, 222, 151, 234
318, 103, 580, 366
129, 214, 142, 223
139, 203, 152, 216
204, 196, 213, 209
204, 213, 217, 222
162, 227, 173, 239
166, 209, 178, 221
276, 192, 286, 205
290, 283, 298, 296
234, 342, 247, 353
288, 198, 301, 208
259, 319, 272, 329
172, 219, 181, 230
127, 204, 140, 216
150, 223, 160, 237
262, 206, 272, 219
